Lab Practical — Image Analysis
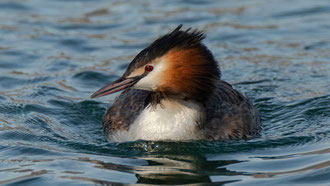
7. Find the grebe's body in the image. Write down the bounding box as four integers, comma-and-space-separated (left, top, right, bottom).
91, 25, 260, 142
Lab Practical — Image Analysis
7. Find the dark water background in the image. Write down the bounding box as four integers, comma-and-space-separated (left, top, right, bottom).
1, 0, 330, 185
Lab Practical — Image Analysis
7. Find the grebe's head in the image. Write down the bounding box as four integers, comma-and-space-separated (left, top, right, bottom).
91, 25, 220, 102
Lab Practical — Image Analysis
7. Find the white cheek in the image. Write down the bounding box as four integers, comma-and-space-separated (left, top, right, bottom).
134, 60, 167, 91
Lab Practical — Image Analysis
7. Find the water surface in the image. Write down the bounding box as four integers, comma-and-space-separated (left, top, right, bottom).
0, 0, 330, 185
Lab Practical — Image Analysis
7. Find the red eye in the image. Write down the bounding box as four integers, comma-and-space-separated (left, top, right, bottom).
145, 65, 154, 72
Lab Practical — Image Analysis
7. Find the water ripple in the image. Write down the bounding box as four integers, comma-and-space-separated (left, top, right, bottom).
0, 0, 329, 185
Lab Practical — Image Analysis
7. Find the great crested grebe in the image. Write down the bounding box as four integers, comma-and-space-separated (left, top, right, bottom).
91, 25, 260, 142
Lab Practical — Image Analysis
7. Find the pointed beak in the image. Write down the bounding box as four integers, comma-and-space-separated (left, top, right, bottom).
90, 76, 141, 98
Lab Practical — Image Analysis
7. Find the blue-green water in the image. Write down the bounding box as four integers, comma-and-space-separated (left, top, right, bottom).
1, 0, 330, 185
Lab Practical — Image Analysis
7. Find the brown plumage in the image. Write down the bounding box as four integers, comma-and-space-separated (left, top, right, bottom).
160, 47, 220, 103
91, 25, 261, 141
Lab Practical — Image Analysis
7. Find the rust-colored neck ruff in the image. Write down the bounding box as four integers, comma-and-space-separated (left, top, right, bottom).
159, 47, 220, 103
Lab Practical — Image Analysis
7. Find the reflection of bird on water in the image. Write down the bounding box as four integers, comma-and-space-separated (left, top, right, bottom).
91, 25, 261, 142
135, 154, 242, 184
76, 152, 242, 185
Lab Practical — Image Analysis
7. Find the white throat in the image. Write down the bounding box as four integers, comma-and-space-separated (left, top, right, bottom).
109, 99, 203, 142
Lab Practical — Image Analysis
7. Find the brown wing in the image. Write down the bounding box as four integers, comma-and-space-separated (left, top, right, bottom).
203, 80, 261, 140
103, 89, 150, 135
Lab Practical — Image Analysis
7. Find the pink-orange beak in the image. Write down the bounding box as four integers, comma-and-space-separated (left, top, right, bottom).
91, 77, 139, 98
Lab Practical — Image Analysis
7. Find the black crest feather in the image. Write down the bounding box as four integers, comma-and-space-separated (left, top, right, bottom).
123, 24, 207, 77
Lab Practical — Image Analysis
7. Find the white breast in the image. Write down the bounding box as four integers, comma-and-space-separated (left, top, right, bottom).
109, 99, 203, 142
